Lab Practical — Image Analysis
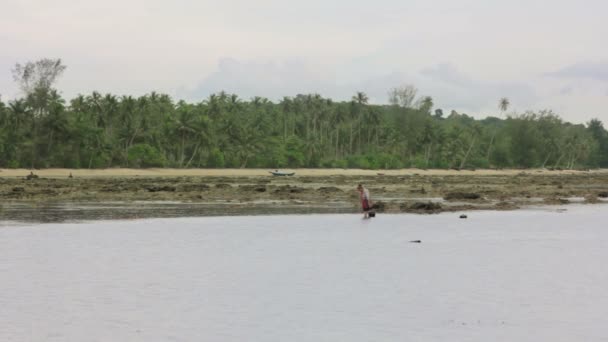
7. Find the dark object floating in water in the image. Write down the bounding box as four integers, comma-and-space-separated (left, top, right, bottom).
459, 214, 468, 219
269, 170, 295, 176
409, 240, 422, 243
368, 211, 376, 218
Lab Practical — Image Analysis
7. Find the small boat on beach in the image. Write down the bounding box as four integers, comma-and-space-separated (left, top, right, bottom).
269, 170, 295, 176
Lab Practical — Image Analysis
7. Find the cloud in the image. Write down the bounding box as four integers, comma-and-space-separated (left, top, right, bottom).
183, 58, 338, 101
182, 59, 537, 117
417, 63, 537, 112
546, 61, 608, 82
559, 86, 574, 95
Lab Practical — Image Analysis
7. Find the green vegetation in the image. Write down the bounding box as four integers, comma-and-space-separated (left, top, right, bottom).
1, 59, 607, 169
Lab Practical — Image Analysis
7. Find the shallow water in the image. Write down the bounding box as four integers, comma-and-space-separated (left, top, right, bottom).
1, 206, 608, 341
0, 201, 354, 223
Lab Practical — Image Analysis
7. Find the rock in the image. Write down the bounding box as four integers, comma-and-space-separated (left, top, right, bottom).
25, 172, 39, 180
444, 192, 481, 200
146, 185, 176, 192
179, 184, 211, 192
12, 187, 25, 193
598, 191, 608, 198
495, 201, 519, 210
317, 186, 342, 193
459, 214, 467, 219
409, 187, 426, 194
274, 185, 305, 194
238, 185, 267, 192
585, 195, 599, 203
544, 197, 569, 204
409, 240, 422, 243
407, 202, 442, 212
68, 173, 73, 178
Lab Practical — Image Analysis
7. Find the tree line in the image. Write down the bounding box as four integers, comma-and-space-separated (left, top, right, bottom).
1, 59, 607, 169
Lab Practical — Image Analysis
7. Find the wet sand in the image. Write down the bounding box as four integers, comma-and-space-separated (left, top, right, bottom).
2, 168, 608, 220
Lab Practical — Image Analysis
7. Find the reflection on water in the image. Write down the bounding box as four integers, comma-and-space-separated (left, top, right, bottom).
0, 201, 355, 223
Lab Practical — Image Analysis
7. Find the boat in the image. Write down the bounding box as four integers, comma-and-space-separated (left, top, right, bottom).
269, 170, 295, 176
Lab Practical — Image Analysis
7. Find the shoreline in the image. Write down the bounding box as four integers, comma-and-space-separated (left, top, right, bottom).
2, 168, 608, 221
2, 167, 607, 178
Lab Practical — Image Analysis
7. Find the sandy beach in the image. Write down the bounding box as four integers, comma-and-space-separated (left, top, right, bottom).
2, 168, 607, 178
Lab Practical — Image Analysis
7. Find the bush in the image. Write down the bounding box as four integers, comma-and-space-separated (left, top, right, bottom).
207, 148, 225, 168
8, 160, 20, 168
127, 144, 165, 167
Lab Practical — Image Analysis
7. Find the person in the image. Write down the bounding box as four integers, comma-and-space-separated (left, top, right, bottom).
357, 184, 373, 218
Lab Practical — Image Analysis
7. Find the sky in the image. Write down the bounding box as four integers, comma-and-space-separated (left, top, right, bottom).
1, 0, 607, 123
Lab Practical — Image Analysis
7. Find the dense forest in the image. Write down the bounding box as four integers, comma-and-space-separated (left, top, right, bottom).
1, 59, 607, 169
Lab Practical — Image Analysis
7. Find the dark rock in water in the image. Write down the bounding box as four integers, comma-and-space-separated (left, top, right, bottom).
12, 187, 25, 193
409, 240, 422, 243
459, 214, 467, 219
408, 202, 442, 212
444, 192, 481, 200
146, 185, 176, 192
598, 191, 608, 198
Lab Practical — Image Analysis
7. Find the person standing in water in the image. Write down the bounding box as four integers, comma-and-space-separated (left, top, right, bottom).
357, 184, 373, 218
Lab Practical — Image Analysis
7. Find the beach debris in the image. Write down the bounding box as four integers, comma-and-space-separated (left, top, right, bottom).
459, 214, 468, 219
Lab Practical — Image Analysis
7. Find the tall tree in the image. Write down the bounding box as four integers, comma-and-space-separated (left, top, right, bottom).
486, 97, 510, 163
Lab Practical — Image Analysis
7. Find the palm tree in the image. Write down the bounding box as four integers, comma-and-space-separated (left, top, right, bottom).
350, 92, 369, 153
486, 97, 510, 163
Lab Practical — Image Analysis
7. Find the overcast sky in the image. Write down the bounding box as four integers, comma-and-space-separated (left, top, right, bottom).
1, 0, 607, 123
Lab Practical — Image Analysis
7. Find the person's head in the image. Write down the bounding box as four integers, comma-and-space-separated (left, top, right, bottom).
357, 184, 363, 192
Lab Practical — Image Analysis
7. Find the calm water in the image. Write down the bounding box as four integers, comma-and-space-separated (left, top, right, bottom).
1, 205, 608, 341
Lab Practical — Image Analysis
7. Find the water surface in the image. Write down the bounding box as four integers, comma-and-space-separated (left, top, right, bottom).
1, 206, 607, 341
